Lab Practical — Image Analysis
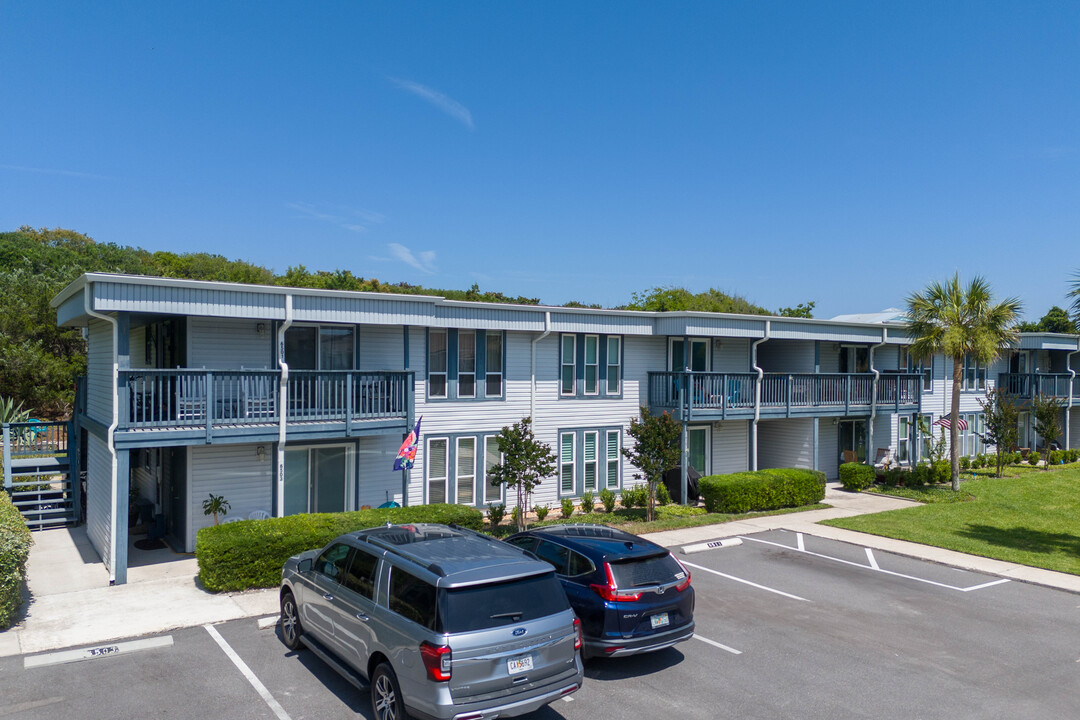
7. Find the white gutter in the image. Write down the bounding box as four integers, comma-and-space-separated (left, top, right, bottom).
84, 282, 120, 585
530, 312, 552, 422
868, 329, 887, 458
276, 295, 294, 518
750, 321, 771, 471
1067, 341, 1079, 451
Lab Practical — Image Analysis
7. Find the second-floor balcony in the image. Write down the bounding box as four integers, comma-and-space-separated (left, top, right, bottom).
998, 373, 1080, 401
648, 371, 922, 421
114, 369, 413, 446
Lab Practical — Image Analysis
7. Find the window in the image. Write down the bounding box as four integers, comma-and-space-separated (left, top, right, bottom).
583, 431, 598, 491
584, 336, 599, 395
960, 413, 984, 456
561, 335, 576, 395
898, 417, 911, 464
456, 437, 475, 505
314, 543, 351, 582
343, 548, 378, 600
567, 550, 595, 577
535, 539, 570, 574
429, 330, 448, 399
458, 330, 476, 398
486, 332, 503, 397
560, 432, 575, 494
901, 348, 933, 391
963, 355, 986, 391
389, 567, 438, 631
284, 325, 355, 370
606, 337, 621, 394
428, 329, 503, 401
427, 438, 448, 504
670, 338, 709, 372
605, 430, 620, 489
483, 435, 503, 503
443, 574, 568, 633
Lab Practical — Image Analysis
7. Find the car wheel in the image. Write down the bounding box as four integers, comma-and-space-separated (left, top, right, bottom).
280, 590, 303, 651
371, 663, 407, 720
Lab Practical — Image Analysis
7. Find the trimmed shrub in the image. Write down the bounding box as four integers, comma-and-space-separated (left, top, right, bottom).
839, 462, 875, 491
930, 461, 951, 484
1029, 451, 1041, 466
196, 504, 484, 592
560, 497, 575, 518
907, 464, 929, 488
698, 468, 826, 514
883, 467, 905, 487
620, 486, 647, 509
0, 492, 33, 629
1049, 450, 1065, 466
487, 503, 506, 531
598, 488, 616, 513
959, 456, 970, 471
579, 491, 595, 514
1069, 449, 1080, 463
656, 482, 671, 506
534, 504, 549, 521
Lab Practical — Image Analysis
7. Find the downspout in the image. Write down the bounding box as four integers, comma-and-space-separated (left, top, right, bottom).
750, 321, 771, 471
1066, 341, 1079, 451
84, 282, 119, 585
868, 329, 887, 462
530, 312, 552, 422
276, 295, 294, 518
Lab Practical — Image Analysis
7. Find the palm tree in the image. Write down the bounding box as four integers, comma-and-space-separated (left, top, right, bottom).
1068, 270, 1080, 328
905, 274, 1022, 491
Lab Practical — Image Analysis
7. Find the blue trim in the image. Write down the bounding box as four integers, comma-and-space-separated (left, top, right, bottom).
426, 329, 506, 403
556, 425, 623, 498
114, 449, 130, 585
422, 431, 505, 507
558, 333, 624, 400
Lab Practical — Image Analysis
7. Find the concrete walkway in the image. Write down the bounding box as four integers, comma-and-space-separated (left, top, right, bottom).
3, 484, 1079, 659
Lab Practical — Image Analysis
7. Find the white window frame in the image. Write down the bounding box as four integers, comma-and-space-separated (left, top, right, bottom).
605, 429, 621, 489
426, 437, 448, 504
483, 435, 503, 504
606, 337, 621, 394
485, 332, 503, 398
282, 442, 356, 515
687, 425, 712, 476
454, 437, 476, 505
428, 330, 448, 399
457, 330, 476, 399
560, 431, 576, 495
584, 336, 599, 395
561, 335, 576, 396
668, 337, 710, 372
898, 416, 911, 465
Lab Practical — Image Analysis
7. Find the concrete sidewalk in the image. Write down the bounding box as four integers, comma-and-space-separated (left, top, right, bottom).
3, 484, 1079, 659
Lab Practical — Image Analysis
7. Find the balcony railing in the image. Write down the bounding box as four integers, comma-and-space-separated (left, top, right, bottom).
648, 372, 922, 418
120, 369, 413, 429
998, 373, 1080, 400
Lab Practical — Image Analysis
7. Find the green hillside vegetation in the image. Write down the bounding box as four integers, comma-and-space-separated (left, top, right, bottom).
1, 226, 800, 417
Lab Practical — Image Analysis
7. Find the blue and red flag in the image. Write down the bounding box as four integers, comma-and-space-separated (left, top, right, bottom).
393, 416, 422, 471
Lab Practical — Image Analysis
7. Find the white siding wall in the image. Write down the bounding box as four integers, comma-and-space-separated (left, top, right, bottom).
132, 458, 157, 509
86, 433, 113, 571
758, 418, 814, 470
712, 420, 749, 474
187, 444, 273, 552
869, 413, 895, 462
86, 319, 114, 424
1070, 408, 1080, 450
188, 318, 271, 369
758, 340, 814, 373
130, 325, 150, 370
819, 343, 841, 373
359, 325, 406, 370
713, 338, 751, 372
357, 434, 404, 508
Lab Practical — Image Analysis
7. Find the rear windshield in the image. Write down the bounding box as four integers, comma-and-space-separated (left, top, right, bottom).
609, 553, 685, 588
443, 572, 570, 633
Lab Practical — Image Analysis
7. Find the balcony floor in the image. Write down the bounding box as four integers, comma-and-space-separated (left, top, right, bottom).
113, 416, 409, 448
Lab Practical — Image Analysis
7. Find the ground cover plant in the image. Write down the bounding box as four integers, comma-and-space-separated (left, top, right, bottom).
825, 464, 1080, 575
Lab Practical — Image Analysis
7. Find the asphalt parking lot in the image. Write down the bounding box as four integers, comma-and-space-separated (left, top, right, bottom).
3, 530, 1078, 720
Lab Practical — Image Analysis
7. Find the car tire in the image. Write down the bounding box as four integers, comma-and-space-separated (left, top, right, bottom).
280, 590, 304, 651
371, 662, 408, 720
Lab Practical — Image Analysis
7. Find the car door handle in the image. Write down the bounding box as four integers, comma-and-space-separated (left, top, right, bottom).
323, 593, 334, 601
355, 613, 369, 622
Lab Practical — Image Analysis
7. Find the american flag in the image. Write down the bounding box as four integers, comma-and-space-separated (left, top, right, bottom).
933, 414, 968, 431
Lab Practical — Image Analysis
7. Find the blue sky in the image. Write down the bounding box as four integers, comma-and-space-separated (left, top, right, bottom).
2, 2, 1078, 319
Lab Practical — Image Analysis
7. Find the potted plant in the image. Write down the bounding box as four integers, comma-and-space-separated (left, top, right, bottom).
202, 493, 230, 525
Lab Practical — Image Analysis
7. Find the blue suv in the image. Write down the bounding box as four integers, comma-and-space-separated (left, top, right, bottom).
505, 524, 694, 659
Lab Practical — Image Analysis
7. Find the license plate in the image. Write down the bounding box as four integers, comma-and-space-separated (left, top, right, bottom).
650, 612, 670, 629
507, 655, 533, 675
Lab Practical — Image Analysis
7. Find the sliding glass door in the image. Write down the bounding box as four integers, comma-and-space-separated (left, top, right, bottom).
283, 445, 352, 515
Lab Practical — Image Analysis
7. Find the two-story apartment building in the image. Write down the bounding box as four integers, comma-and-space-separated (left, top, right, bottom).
50, 274, 1078, 585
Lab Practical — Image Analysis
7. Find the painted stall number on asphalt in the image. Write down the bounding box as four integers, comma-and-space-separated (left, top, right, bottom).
24, 635, 174, 669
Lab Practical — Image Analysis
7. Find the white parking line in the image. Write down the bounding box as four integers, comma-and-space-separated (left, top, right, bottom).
682, 560, 810, 602
796, 533, 805, 551
739, 535, 1011, 593
694, 634, 742, 655
204, 624, 292, 720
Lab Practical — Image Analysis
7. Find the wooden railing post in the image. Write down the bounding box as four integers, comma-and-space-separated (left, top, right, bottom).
204, 370, 214, 442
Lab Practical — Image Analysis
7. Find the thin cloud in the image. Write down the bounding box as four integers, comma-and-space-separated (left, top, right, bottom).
0, 164, 113, 180
388, 243, 437, 275
388, 77, 474, 129
286, 202, 385, 233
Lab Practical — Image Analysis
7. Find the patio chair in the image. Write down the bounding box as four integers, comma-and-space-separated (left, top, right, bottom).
248, 509, 271, 520
222, 516, 245, 524
841, 450, 859, 464
873, 448, 893, 470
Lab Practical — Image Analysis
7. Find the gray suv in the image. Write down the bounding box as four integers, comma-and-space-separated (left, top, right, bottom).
280, 523, 584, 720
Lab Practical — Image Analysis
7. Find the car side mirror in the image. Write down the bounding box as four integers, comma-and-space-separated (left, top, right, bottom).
298, 558, 312, 573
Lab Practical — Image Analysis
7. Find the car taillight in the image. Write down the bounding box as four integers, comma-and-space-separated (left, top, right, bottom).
573, 617, 582, 650
589, 562, 642, 602
673, 556, 692, 592
420, 641, 452, 681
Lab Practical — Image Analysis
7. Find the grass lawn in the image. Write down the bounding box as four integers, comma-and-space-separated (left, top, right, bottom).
825, 465, 1080, 575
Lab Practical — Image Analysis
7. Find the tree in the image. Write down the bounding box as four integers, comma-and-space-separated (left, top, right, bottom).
622, 408, 682, 522
905, 274, 1022, 490
621, 286, 772, 315
777, 301, 816, 318
979, 389, 1019, 478
1015, 306, 1075, 334
1032, 394, 1063, 470
486, 418, 557, 531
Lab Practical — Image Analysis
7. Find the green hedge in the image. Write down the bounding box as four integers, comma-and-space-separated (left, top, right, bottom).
839, 462, 875, 491
196, 504, 484, 592
698, 468, 826, 514
0, 491, 33, 629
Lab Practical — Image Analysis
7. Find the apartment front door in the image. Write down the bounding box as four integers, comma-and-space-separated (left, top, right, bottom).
838, 420, 867, 463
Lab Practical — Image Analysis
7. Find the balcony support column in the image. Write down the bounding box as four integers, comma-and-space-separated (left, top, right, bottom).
1067, 345, 1079, 451
750, 321, 770, 471
868, 330, 887, 462
275, 294, 294, 518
